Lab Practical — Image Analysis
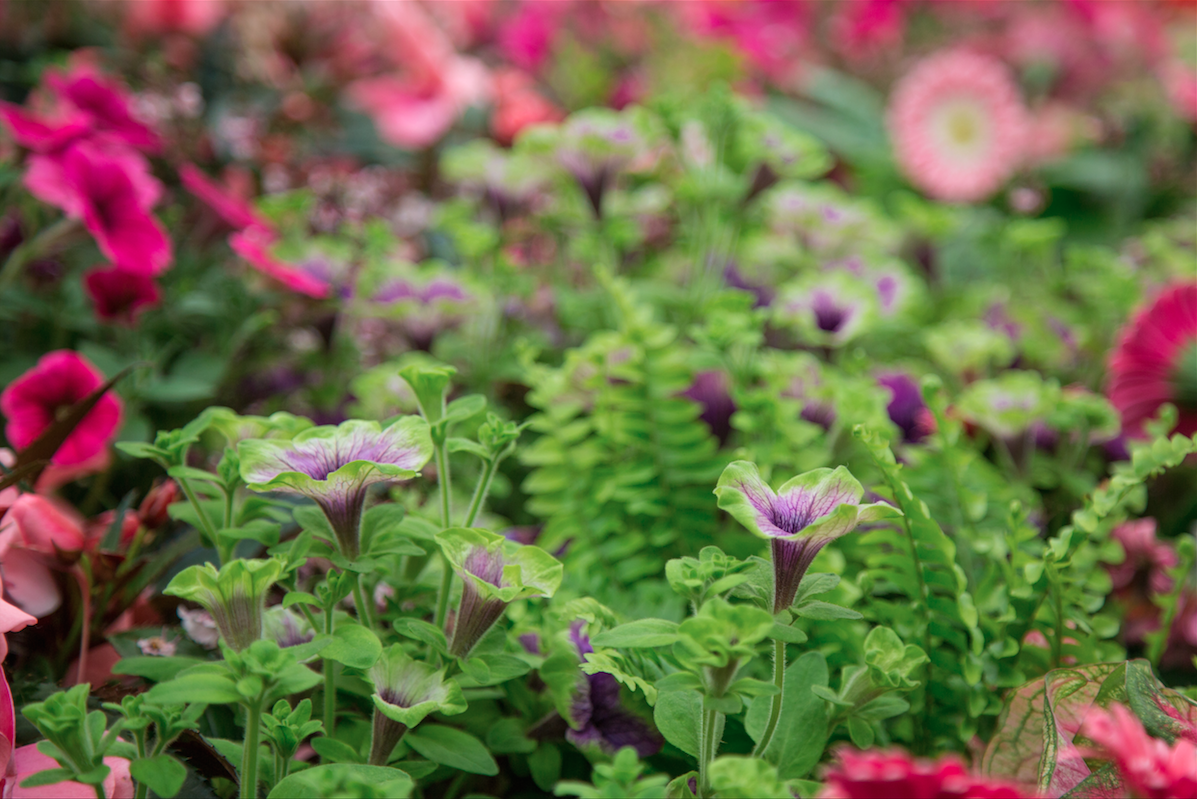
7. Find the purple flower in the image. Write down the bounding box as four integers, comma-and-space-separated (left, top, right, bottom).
239, 417, 433, 559
715, 461, 899, 613
682, 371, 737, 446
566, 622, 663, 758
437, 528, 562, 658
555, 109, 645, 218
776, 275, 875, 346
877, 372, 931, 444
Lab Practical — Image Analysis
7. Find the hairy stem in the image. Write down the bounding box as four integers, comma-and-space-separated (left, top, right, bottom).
353, 573, 375, 631
323, 605, 336, 738
462, 457, 498, 529
698, 708, 721, 799
751, 638, 786, 757
433, 443, 454, 631
177, 477, 221, 560
240, 701, 262, 799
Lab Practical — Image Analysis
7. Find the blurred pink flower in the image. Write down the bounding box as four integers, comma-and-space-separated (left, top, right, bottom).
122, 0, 227, 38
1109, 518, 1178, 595
179, 163, 272, 233
0, 575, 36, 662
346, 1, 491, 150
6, 745, 133, 799
819, 747, 1035, 798
491, 69, 563, 146
683, 1, 808, 84
1082, 703, 1197, 799
228, 227, 331, 299
1162, 61, 1197, 123
0, 351, 123, 467
45, 63, 161, 154
84, 265, 161, 324
831, 0, 907, 62
0, 105, 90, 153
497, 3, 563, 72
888, 49, 1029, 203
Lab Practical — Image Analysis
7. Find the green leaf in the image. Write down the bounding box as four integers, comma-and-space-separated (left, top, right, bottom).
146, 673, 241, 705
130, 755, 187, 798
745, 652, 830, 779
19, 768, 76, 788
590, 619, 680, 649
113, 657, 206, 683
485, 718, 537, 754
282, 592, 322, 610
403, 725, 498, 775
309, 737, 363, 764
791, 601, 862, 621
528, 742, 563, 792
655, 672, 703, 694
268, 764, 413, 798
322, 623, 382, 669
769, 623, 808, 644
847, 717, 874, 749
391, 618, 448, 655
444, 394, 487, 424
653, 690, 702, 757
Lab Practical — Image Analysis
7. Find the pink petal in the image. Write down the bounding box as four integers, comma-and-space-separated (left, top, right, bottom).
8, 747, 133, 799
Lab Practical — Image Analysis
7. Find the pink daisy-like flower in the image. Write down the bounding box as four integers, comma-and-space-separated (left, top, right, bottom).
84, 265, 161, 324
1082, 704, 1197, 799
0, 350, 123, 466
228, 227, 331, 299
1107, 282, 1197, 438
819, 747, 1035, 798
887, 49, 1030, 203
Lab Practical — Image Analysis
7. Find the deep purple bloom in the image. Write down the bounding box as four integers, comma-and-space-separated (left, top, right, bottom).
682, 371, 737, 446
566, 622, 663, 758
723, 264, 773, 308
877, 372, 930, 444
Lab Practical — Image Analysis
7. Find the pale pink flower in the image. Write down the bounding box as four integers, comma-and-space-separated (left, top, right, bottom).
0, 575, 36, 662
1108, 518, 1178, 596
888, 49, 1030, 203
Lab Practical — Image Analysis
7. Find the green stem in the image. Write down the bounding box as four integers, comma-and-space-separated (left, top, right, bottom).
178, 477, 221, 560
240, 701, 263, 799
1148, 541, 1196, 666
433, 443, 454, 632
751, 639, 786, 757
1050, 567, 1064, 670
133, 730, 149, 799
698, 708, 720, 799
93, 785, 107, 799
462, 458, 498, 528
353, 574, 375, 631
0, 217, 80, 291
323, 604, 336, 738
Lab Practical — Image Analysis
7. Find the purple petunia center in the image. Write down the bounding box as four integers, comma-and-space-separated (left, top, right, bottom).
741, 479, 858, 538
378, 687, 416, 708
464, 548, 506, 587
813, 293, 851, 333
274, 436, 416, 481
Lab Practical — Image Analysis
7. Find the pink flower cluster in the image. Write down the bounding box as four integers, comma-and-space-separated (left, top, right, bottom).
1, 59, 169, 323
1082, 703, 1197, 799
818, 747, 1035, 798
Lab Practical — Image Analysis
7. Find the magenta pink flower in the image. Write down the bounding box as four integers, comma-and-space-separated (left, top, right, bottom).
122, 0, 227, 38
497, 4, 562, 72
1082, 704, 1197, 799
0, 104, 90, 153
45, 63, 161, 154
0, 350, 123, 467
819, 748, 1036, 799
887, 49, 1030, 203
831, 0, 907, 63
179, 163, 272, 233
84, 265, 161, 324
1108, 281, 1197, 438
228, 228, 331, 299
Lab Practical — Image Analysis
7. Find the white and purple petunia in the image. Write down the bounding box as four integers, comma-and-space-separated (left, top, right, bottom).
714, 461, 900, 613
239, 417, 433, 559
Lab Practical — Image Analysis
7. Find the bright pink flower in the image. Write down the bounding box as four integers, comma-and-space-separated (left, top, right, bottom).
0, 104, 90, 153
0, 351, 123, 467
887, 49, 1030, 203
6, 746, 134, 799
1108, 518, 1178, 595
831, 0, 907, 62
0, 575, 36, 662
45, 64, 161, 154
24, 137, 161, 220
84, 266, 160, 324
819, 748, 1036, 798
122, 0, 227, 38
228, 228, 331, 299
491, 69, 563, 146
179, 163, 272, 233
1082, 703, 1197, 799
59, 143, 171, 276
0, 666, 14, 788
682, 1, 808, 84
1108, 282, 1197, 438
497, 3, 562, 72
